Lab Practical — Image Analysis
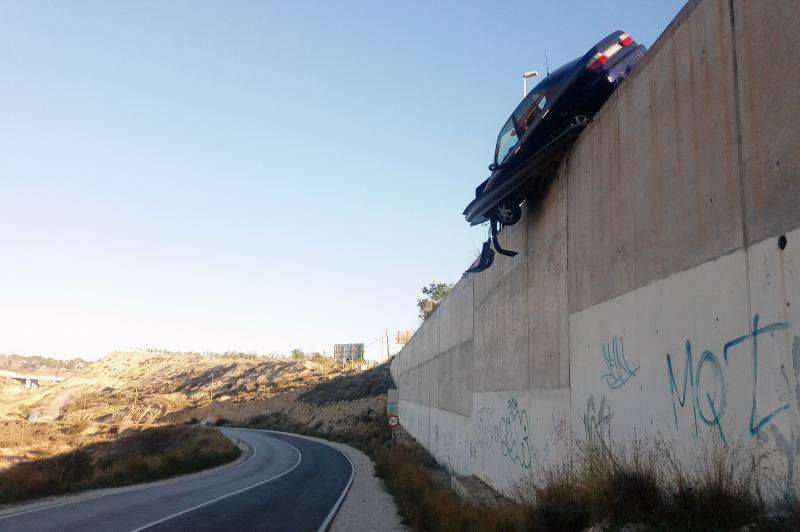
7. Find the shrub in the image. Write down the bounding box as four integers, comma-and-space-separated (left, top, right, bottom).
578, 437, 666, 526
665, 441, 764, 530
374, 444, 527, 532
298, 362, 393, 405
0, 426, 240, 504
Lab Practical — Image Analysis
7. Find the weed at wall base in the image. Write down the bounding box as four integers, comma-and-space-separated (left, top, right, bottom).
373, 433, 792, 532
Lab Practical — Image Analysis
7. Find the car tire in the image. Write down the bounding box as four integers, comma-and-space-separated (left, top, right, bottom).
570, 114, 590, 127
492, 201, 522, 226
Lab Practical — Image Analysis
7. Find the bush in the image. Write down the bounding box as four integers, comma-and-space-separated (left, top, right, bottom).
372, 435, 781, 532
374, 444, 528, 532
298, 362, 393, 405
578, 437, 666, 525
0, 426, 240, 504
525, 466, 588, 532
665, 441, 764, 530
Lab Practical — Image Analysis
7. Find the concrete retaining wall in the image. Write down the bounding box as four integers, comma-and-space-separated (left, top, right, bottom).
391, 0, 800, 493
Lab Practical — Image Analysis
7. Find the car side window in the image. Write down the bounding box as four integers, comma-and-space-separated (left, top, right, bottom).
495, 117, 517, 164
514, 92, 548, 132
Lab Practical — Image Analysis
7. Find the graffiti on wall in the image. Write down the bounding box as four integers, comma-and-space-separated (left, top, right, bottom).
471, 397, 533, 470
666, 313, 789, 446
499, 397, 533, 469
473, 406, 499, 454
601, 336, 639, 389
583, 394, 614, 445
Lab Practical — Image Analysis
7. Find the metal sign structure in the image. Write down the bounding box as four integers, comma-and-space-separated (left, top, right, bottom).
387, 389, 398, 415
387, 389, 399, 430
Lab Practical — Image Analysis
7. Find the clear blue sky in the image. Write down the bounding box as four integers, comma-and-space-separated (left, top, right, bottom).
0, 1, 686, 360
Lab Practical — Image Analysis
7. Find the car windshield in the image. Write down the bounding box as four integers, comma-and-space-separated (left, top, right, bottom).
514, 91, 548, 132
495, 117, 518, 165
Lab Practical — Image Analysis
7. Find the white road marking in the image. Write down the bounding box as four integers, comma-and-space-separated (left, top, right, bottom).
129, 433, 302, 532
316, 445, 355, 532
248, 428, 357, 532
0, 432, 257, 522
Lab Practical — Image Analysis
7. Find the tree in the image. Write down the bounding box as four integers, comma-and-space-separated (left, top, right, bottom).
291, 349, 305, 361
417, 281, 453, 321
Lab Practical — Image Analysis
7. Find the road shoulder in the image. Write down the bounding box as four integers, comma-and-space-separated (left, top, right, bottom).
265, 431, 405, 531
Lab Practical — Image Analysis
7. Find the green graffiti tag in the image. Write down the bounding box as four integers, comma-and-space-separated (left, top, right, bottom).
499, 397, 533, 469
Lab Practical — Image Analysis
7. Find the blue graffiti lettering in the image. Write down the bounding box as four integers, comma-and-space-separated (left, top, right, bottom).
667, 340, 699, 438
666, 313, 789, 444
695, 349, 727, 445
601, 336, 640, 389
722, 313, 789, 436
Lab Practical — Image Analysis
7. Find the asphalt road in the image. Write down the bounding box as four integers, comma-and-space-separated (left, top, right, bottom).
0, 428, 354, 532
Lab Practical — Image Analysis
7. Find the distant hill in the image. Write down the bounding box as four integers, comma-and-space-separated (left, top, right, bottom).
31, 350, 361, 425
0, 354, 90, 376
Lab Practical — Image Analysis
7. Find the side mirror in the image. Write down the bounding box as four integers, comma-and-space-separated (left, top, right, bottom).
488, 163, 498, 172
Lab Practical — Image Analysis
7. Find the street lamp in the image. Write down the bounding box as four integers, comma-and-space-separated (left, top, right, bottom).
522, 70, 539, 97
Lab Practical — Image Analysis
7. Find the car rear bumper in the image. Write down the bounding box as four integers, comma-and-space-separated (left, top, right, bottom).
604, 44, 647, 83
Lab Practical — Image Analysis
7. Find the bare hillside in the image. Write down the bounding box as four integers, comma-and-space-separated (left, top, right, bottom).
0, 351, 386, 468
0, 351, 361, 425
0, 354, 89, 377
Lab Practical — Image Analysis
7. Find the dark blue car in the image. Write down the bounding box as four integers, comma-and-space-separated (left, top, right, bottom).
464, 31, 646, 273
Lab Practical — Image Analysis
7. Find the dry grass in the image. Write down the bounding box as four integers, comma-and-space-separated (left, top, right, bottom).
0, 425, 240, 504
371, 434, 795, 532
374, 444, 530, 532
577, 437, 667, 526
663, 440, 765, 530
520, 465, 588, 532
779, 484, 800, 531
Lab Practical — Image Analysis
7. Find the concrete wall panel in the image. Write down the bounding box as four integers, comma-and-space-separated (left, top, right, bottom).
452, 341, 474, 416
570, 250, 753, 452
482, 280, 504, 391
569, 0, 743, 313
473, 292, 486, 394
733, 0, 800, 242
469, 390, 533, 492
500, 263, 529, 391
529, 171, 569, 389
439, 275, 473, 353
746, 227, 800, 482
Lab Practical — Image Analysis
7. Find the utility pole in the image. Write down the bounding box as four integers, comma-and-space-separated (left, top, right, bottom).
210, 371, 214, 404
385, 330, 390, 361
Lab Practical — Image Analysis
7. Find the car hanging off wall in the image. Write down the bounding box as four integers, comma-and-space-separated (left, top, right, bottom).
465, 31, 647, 273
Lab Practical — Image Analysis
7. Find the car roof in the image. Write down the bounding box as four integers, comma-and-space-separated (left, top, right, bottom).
509, 56, 582, 119
515, 30, 626, 106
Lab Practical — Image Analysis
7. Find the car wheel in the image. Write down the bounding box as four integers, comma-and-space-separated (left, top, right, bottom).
570, 114, 589, 127
492, 201, 522, 226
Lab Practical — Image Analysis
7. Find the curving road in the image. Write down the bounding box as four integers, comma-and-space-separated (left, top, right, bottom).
0, 428, 354, 532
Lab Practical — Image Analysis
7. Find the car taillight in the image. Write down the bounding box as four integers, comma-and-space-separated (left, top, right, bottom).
586, 33, 635, 71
